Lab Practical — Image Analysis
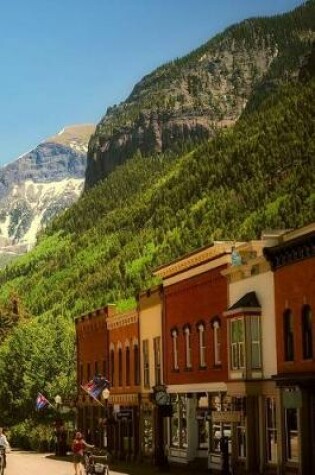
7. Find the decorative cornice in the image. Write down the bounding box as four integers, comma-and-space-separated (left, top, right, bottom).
154, 242, 237, 279
107, 310, 138, 330
264, 231, 315, 270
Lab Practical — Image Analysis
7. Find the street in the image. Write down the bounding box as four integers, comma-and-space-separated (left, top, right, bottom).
5, 450, 128, 475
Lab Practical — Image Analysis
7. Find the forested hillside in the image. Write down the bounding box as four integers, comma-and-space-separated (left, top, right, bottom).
85, 0, 315, 188
0, 4, 313, 431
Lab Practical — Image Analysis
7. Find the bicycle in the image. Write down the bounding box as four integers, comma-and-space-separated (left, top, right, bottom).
84, 450, 110, 475
0, 445, 6, 475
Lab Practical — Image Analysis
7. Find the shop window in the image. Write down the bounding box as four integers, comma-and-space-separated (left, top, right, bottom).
153, 336, 162, 385
110, 349, 115, 387
212, 319, 221, 366
230, 318, 245, 369
265, 397, 277, 464
209, 394, 232, 454
133, 343, 140, 385
196, 394, 209, 449
302, 305, 313, 359
283, 309, 294, 361
197, 323, 206, 368
171, 329, 179, 370
234, 397, 246, 459
125, 346, 130, 386
250, 316, 261, 368
170, 394, 187, 448
143, 339, 150, 388
184, 326, 192, 369
285, 408, 299, 463
118, 347, 123, 387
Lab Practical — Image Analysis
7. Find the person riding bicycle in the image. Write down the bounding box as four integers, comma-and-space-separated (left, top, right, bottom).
72, 431, 94, 475
0, 427, 10, 468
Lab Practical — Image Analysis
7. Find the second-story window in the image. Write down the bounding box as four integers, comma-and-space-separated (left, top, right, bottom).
118, 346, 123, 386
134, 343, 140, 385
283, 309, 294, 361
302, 305, 313, 359
125, 345, 130, 386
250, 316, 261, 368
197, 323, 206, 368
110, 348, 115, 387
153, 336, 162, 385
212, 319, 221, 366
171, 329, 179, 370
143, 339, 150, 388
184, 326, 192, 369
230, 318, 245, 370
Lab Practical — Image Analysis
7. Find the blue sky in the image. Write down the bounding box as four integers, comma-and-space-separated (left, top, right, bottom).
0, 0, 304, 166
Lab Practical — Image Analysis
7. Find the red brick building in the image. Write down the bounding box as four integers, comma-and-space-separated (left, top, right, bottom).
75, 305, 115, 445
264, 223, 315, 474
154, 242, 235, 466
107, 308, 140, 460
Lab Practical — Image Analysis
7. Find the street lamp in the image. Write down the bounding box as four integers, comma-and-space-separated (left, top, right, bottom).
101, 388, 110, 451
54, 395, 67, 456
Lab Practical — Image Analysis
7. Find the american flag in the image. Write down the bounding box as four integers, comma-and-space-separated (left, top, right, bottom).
81, 375, 110, 399
35, 392, 50, 410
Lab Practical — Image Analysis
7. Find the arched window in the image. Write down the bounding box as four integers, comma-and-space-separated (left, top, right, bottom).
212, 318, 221, 366
283, 309, 294, 361
118, 345, 123, 386
133, 342, 140, 385
110, 348, 115, 387
302, 305, 313, 359
171, 329, 179, 370
125, 345, 130, 386
184, 325, 192, 369
197, 323, 206, 368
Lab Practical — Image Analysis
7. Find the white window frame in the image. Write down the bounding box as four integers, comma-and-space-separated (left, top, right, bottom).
250, 316, 261, 369
184, 327, 192, 368
172, 330, 179, 370
198, 324, 206, 367
213, 320, 221, 366
230, 318, 245, 370
265, 397, 278, 464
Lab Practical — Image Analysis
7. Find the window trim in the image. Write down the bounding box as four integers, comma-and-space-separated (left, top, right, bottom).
197, 323, 206, 368
184, 325, 192, 369
171, 329, 179, 371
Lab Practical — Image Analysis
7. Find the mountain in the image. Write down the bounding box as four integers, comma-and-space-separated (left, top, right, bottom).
85, 0, 315, 189
0, 124, 95, 261
0, 2, 314, 429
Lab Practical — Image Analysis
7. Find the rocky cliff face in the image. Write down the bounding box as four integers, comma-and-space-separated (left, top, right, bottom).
85, 0, 315, 189
0, 124, 95, 259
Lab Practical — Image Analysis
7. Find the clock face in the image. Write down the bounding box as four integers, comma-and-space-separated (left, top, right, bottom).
155, 391, 169, 405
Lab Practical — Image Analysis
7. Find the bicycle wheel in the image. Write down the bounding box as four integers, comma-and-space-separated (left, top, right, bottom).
0, 455, 4, 475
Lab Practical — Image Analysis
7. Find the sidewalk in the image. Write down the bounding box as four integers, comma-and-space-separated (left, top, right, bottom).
47, 454, 211, 475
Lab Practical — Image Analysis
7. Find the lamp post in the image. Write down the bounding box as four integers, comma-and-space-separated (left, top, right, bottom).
54, 395, 63, 456
101, 387, 110, 451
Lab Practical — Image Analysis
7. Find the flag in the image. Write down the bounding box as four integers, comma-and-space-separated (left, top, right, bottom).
81, 375, 110, 400
36, 392, 50, 410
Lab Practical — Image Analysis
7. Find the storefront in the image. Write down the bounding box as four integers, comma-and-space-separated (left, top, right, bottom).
166, 384, 227, 467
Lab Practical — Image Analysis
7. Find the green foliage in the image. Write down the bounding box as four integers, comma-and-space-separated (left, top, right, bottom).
0, 4, 314, 432
9, 420, 54, 452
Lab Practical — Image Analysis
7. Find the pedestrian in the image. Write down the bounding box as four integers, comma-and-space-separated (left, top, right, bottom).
0, 427, 11, 468
72, 431, 94, 475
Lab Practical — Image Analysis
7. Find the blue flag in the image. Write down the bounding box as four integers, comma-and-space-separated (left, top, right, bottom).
81, 375, 110, 400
